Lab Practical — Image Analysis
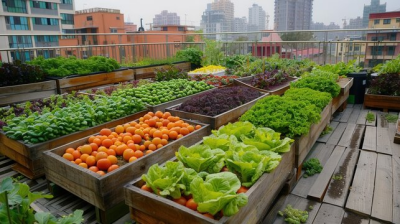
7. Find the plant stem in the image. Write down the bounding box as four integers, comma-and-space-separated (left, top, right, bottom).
4, 192, 12, 224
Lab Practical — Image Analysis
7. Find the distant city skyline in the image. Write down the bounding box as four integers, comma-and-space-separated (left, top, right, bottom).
75, 0, 400, 30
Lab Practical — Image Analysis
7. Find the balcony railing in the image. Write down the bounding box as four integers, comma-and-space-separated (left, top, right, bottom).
0, 28, 399, 67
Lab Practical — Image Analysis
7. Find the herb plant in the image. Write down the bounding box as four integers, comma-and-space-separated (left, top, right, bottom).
87, 80, 153, 96
283, 88, 332, 111
278, 205, 308, 224
176, 86, 261, 117
250, 70, 290, 90
202, 39, 224, 66
3, 96, 145, 144
176, 48, 203, 69
368, 73, 400, 96
366, 112, 375, 122
385, 114, 398, 123
290, 75, 341, 98
375, 55, 400, 74
155, 65, 188, 81
121, 57, 182, 68
317, 60, 360, 76
191, 74, 238, 87
302, 158, 323, 178
0, 177, 84, 224
28, 56, 120, 77
0, 61, 45, 87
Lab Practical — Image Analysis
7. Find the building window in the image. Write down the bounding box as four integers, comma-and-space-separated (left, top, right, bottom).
162, 27, 168, 31
62, 29, 75, 39
61, 13, 74, 25
178, 26, 184, 31
397, 18, 400, 23
116, 16, 120, 20
389, 33, 397, 41
33, 17, 59, 25
2, 0, 27, 13
110, 28, 117, 33
61, 0, 72, 4
5, 16, 29, 30
34, 35, 59, 43
371, 46, 383, 55
11, 51, 33, 61
29, 1, 57, 10
8, 35, 32, 48
87, 16, 93, 21
354, 46, 360, 51
374, 19, 380, 25
387, 46, 395, 55
383, 19, 391, 24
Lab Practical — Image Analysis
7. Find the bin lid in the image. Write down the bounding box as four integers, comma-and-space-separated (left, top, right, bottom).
371, 73, 379, 77
347, 72, 367, 78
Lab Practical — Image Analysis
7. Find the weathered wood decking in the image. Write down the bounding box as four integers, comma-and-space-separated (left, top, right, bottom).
265, 105, 400, 224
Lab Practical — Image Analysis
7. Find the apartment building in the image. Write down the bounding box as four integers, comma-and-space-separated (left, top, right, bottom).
274, 0, 313, 31
362, 0, 386, 28
0, 0, 75, 61
365, 10, 400, 67
248, 4, 266, 32
153, 10, 180, 26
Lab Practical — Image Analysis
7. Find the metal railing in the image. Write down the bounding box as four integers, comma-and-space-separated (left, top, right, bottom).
0, 28, 399, 67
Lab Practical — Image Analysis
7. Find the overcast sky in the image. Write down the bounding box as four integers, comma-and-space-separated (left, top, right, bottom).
76, 0, 400, 29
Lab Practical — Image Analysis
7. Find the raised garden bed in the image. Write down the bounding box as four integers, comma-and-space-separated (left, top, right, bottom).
42, 119, 210, 223
165, 91, 269, 129
331, 77, 353, 116
0, 110, 148, 179
124, 143, 295, 224
364, 89, 400, 112
48, 68, 135, 94
234, 76, 298, 95
395, 119, 400, 144
0, 80, 57, 106
295, 101, 332, 179
133, 62, 191, 80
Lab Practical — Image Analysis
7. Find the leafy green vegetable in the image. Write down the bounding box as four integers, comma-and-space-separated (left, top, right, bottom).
284, 88, 332, 111
190, 172, 248, 216
176, 48, 203, 69
278, 205, 308, 224
316, 60, 360, 76
225, 148, 281, 187
176, 144, 225, 173
214, 121, 255, 139
290, 75, 341, 98
302, 158, 323, 178
375, 55, 400, 74
240, 96, 321, 138
28, 56, 120, 77
203, 134, 238, 151
141, 161, 198, 199
241, 127, 293, 153
385, 114, 398, 123
0, 177, 84, 224
366, 112, 375, 122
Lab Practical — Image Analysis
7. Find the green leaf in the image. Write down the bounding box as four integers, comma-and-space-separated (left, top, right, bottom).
0, 178, 14, 193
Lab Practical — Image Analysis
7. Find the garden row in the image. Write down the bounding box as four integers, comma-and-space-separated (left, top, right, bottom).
0, 59, 357, 224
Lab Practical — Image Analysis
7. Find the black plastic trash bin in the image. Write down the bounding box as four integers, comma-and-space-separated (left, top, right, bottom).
347, 72, 367, 104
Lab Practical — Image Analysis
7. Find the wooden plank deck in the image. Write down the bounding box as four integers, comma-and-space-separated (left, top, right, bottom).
266, 107, 399, 224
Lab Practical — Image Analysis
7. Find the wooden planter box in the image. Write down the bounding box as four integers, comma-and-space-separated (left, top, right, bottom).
295, 101, 332, 171
133, 62, 191, 80
234, 76, 298, 95
395, 119, 400, 144
147, 88, 215, 113
0, 110, 148, 179
165, 92, 269, 129
124, 143, 295, 224
42, 120, 210, 213
364, 89, 400, 112
50, 69, 135, 94
331, 77, 353, 116
0, 80, 57, 106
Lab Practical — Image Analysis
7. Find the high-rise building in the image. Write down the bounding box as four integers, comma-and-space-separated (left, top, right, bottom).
362, 0, 386, 28
248, 4, 266, 32
0, 0, 75, 61
153, 10, 180, 26
365, 10, 400, 67
211, 0, 234, 31
344, 16, 364, 37
233, 17, 247, 33
311, 21, 342, 41
200, 8, 226, 40
274, 0, 313, 31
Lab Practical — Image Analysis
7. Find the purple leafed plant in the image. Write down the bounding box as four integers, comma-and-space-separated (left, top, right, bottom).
369, 73, 400, 96
250, 70, 290, 90
177, 86, 261, 116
